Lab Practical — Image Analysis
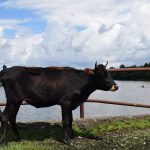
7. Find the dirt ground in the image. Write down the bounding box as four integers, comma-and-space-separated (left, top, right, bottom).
1, 115, 150, 150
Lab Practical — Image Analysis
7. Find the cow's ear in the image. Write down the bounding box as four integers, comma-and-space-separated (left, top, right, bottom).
105, 61, 108, 68
94, 61, 98, 73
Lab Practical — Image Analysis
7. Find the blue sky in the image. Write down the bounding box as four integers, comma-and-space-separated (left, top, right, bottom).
0, 6, 46, 36
0, 0, 150, 68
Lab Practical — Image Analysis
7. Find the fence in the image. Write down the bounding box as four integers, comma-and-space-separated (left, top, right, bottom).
0, 67, 150, 119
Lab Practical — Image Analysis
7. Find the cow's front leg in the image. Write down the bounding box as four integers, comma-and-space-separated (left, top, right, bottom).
61, 106, 73, 144
69, 112, 75, 139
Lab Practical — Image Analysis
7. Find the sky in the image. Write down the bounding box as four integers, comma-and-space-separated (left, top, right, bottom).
0, 0, 150, 68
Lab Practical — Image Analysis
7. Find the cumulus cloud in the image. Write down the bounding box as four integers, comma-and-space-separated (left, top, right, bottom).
0, 0, 150, 68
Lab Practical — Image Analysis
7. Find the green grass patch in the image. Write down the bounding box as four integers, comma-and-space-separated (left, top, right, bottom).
0, 115, 150, 149
73, 116, 150, 137
97, 117, 150, 132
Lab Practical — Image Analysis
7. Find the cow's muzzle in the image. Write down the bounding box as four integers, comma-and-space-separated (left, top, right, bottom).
110, 84, 118, 91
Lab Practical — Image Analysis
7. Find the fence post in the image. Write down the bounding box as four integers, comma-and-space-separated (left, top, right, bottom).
80, 104, 84, 118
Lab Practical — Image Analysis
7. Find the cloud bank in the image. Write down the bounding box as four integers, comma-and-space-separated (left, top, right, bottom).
0, 0, 150, 68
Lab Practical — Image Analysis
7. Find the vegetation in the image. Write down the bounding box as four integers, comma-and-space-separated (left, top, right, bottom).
110, 62, 150, 81
0, 115, 150, 149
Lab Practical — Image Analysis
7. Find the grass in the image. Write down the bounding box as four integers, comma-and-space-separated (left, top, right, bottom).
0, 115, 150, 150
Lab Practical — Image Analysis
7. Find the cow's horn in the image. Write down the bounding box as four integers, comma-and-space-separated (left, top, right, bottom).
105, 61, 108, 67
95, 61, 97, 68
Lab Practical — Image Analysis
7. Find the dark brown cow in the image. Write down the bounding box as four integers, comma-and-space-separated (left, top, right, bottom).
0, 62, 118, 144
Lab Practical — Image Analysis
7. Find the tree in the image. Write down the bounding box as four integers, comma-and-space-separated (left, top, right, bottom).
144, 63, 149, 67
120, 64, 125, 68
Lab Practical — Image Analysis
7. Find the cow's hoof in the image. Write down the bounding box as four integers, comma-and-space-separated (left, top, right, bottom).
63, 139, 71, 145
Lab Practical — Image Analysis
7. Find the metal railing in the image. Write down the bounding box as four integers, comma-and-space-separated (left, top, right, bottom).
80, 99, 150, 118
0, 67, 150, 119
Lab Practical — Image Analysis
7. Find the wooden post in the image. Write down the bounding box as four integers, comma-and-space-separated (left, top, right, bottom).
80, 104, 84, 118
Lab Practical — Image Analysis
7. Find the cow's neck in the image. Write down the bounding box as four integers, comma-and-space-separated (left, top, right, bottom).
80, 73, 96, 100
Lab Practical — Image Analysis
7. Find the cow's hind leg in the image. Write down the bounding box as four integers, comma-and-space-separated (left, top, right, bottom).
0, 110, 8, 145
3, 102, 21, 141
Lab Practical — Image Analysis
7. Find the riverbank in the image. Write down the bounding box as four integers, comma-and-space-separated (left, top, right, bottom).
1, 115, 150, 150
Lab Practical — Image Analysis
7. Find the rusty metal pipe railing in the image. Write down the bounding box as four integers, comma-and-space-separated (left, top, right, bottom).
0, 99, 150, 119
0, 101, 28, 106
86, 99, 150, 108
0, 99, 149, 108
79, 99, 150, 118
80, 104, 84, 118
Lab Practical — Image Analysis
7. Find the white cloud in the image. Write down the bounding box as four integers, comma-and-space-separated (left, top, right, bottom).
0, 27, 43, 66
0, 26, 4, 39
0, 18, 30, 31
0, 0, 150, 68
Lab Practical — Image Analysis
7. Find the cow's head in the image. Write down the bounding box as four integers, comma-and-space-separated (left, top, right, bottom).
94, 61, 118, 91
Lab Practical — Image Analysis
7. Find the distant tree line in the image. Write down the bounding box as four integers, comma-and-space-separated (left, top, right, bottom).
110, 62, 150, 81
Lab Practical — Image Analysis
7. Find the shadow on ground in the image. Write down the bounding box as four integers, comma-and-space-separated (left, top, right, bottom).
5, 121, 100, 143
6, 122, 64, 142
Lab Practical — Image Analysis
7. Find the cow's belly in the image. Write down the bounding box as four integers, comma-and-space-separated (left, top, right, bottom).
25, 98, 59, 108
23, 86, 62, 108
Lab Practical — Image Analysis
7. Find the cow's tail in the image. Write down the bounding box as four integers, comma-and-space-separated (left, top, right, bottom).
0, 65, 7, 87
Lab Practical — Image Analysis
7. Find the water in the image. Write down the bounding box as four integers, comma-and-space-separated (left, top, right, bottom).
0, 81, 150, 122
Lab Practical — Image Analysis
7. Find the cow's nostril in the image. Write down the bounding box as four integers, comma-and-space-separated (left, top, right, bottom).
114, 85, 119, 90
110, 84, 119, 91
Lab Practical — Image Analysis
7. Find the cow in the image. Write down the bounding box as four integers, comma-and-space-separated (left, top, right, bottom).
0, 62, 118, 144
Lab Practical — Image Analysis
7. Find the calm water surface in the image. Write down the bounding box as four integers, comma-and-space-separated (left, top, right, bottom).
0, 81, 150, 122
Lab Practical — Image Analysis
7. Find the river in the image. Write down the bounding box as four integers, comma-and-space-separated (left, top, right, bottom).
0, 81, 150, 122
